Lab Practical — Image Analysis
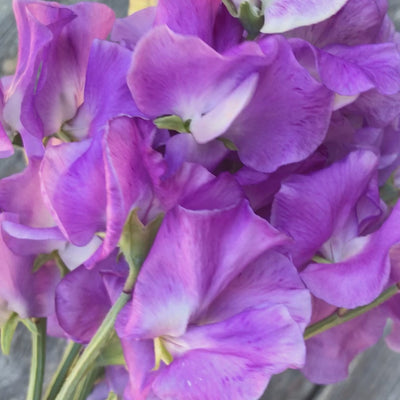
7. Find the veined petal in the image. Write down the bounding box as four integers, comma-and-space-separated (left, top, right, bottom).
128, 26, 265, 133
271, 150, 378, 266
261, 0, 350, 34
120, 202, 288, 339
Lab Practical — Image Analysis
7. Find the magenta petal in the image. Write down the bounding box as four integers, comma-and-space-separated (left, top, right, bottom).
121, 202, 288, 339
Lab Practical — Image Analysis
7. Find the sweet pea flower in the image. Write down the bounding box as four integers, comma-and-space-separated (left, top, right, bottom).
2, 0, 115, 156
271, 149, 400, 308
116, 202, 311, 400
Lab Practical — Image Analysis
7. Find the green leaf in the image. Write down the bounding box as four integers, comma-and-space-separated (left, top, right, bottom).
106, 392, 118, 400
96, 333, 125, 367
119, 210, 164, 280
1, 312, 19, 355
218, 137, 238, 151
154, 115, 191, 133
20, 318, 39, 335
239, 1, 264, 40
33, 251, 57, 272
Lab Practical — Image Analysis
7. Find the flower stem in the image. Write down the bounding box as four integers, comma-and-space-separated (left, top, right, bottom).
54, 292, 130, 400
44, 341, 82, 400
26, 318, 47, 400
304, 283, 400, 340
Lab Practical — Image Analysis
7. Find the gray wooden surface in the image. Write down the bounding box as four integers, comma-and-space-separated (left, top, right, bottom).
1, 0, 400, 399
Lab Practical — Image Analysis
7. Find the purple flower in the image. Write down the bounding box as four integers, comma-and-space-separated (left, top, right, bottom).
2, 0, 115, 155
117, 202, 310, 399
271, 149, 400, 307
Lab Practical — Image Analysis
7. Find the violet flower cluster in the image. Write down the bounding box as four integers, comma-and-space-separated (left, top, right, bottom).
1, 0, 400, 399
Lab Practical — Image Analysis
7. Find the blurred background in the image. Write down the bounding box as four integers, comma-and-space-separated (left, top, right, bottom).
1, 0, 400, 399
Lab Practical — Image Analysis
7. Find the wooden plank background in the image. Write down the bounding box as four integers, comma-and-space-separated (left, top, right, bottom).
1, 0, 400, 398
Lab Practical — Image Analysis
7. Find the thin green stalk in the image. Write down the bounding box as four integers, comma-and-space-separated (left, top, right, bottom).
72, 366, 103, 400
26, 318, 47, 400
304, 283, 400, 340
54, 291, 131, 400
44, 341, 82, 400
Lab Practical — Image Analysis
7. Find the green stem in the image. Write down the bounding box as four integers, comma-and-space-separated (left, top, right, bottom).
44, 341, 82, 400
26, 318, 47, 400
54, 292, 131, 400
72, 366, 103, 400
304, 283, 400, 340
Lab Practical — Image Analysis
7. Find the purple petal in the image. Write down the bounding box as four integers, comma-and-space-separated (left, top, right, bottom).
40, 137, 106, 245
204, 251, 311, 330
4, 1, 115, 153
301, 202, 400, 307
261, 0, 349, 33
119, 202, 288, 339
128, 25, 265, 141
226, 35, 333, 172
0, 214, 60, 318
286, 0, 388, 47
111, 7, 156, 50
164, 133, 228, 175
303, 299, 386, 383
271, 150, 378, 266
154, 0, 221, 45
67, 40, 143, 140
150, 306, 305, 400
0, 157, 54, 227
55, 264, 111, 343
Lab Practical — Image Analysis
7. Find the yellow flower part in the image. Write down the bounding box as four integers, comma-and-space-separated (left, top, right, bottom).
128, 0, 158, 15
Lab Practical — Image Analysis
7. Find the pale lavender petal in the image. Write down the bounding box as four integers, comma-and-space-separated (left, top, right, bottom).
164, 133, 228, 175
261, 0, 349, 33
111, 7, 156, 50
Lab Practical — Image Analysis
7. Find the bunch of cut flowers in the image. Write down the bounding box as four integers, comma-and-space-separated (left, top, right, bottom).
1, 0, 400, 399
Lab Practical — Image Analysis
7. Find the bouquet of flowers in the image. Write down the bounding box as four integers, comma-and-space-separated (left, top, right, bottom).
1, 0, 400, 399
